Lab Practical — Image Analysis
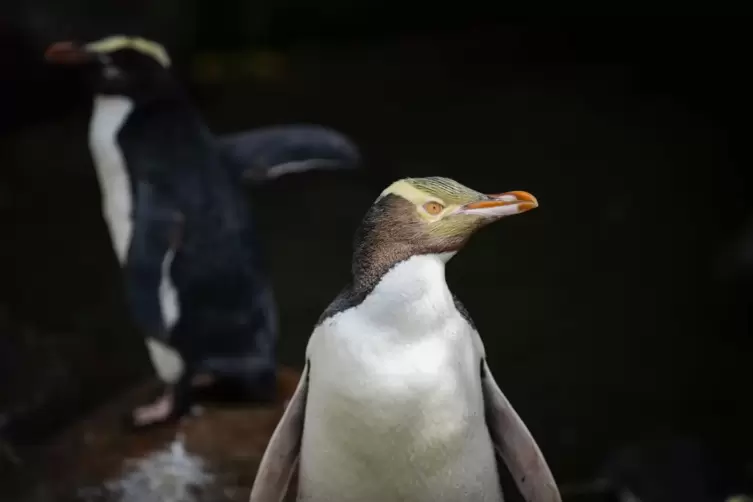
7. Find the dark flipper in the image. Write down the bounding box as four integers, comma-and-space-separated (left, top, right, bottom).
218, 125, 361, 183
481, 359, 562, 502
249, 361, 309, 502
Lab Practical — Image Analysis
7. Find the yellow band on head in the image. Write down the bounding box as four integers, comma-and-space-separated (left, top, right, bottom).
84, 35, 171, 68
379, 180, 440, 206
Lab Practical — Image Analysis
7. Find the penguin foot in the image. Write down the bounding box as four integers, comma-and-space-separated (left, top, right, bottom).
124, 391, 193, 431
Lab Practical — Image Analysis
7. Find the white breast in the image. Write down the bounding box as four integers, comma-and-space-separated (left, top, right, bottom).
89, 95, 134, 264
300, 254, 500, 501
89, 95, 182, 382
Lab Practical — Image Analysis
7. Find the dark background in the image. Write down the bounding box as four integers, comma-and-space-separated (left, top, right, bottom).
1, 5, 752, 494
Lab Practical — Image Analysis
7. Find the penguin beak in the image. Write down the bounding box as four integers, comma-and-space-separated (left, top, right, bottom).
44, 41, 94, 65
458, 191, 539, 218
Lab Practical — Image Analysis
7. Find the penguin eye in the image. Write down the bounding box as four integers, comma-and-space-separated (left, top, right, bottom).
422, 201, 445, 216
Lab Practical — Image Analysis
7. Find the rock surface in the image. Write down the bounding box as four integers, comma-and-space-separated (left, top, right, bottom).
17, 366, 301, 502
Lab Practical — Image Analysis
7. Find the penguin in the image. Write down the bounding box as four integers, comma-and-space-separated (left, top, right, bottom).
250, 177, 561, 502
43, 36, 361, 428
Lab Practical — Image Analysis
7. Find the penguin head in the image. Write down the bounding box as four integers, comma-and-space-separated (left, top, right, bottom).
354, 176, 538, 266
44, 36, 176, 102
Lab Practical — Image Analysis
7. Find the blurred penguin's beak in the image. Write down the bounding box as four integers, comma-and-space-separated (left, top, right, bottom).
458, 191, 539, 219
44, 41, 94, 65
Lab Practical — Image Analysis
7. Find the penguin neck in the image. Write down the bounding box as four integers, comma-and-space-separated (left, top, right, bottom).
356, 253, 457, 327
349, 195, 466, 301
352, 241, 455, 290
318, 242, 459, 326
90, 90, 199, 143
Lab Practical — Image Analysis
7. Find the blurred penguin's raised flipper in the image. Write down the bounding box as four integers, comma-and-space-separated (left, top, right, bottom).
482, 360, 562, 502
249, 362, 309, 502
219, 125, 361, 183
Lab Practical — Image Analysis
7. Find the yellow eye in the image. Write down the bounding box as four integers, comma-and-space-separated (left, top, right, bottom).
423, 201, 445, 215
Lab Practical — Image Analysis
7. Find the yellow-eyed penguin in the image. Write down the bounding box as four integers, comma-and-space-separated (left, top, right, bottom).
249, 176, 561, 502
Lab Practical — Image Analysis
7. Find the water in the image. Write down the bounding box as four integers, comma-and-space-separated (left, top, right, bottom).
75, 435, 215, 502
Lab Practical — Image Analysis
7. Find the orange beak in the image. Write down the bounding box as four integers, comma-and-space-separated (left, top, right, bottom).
44, 41, 93, 65
459, 191, 539, 218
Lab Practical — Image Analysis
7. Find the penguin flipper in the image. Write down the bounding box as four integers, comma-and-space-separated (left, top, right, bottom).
218, 125, 361, 183
249, 361, 309, 502
481, 359, 562, 502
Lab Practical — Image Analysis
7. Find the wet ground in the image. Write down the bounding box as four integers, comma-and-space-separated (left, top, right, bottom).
13, 367, 301, 502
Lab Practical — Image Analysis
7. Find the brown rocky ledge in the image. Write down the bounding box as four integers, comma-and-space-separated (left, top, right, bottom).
22, 366, 302, 502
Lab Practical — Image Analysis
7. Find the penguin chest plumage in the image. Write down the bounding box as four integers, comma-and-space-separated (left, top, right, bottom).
88, 95, 135, 263
300, 255, 502, 502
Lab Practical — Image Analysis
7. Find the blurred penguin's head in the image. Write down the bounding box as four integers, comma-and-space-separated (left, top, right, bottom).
44, 35, 177, 102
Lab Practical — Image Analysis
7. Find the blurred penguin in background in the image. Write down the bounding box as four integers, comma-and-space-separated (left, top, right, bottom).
44, 35, 361, 429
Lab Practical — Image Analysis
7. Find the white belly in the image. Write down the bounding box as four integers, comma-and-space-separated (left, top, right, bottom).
299, 255, 502, 502
89, 96, 182, 382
